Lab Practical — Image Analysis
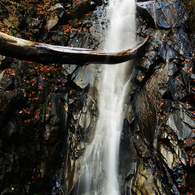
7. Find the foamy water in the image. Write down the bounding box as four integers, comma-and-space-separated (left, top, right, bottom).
77, 0, 136, 194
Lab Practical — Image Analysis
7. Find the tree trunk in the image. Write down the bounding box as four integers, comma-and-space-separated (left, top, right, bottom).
0, 32, 149, 65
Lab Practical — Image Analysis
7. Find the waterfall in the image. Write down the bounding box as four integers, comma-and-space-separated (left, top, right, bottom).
77, 0, 136, 194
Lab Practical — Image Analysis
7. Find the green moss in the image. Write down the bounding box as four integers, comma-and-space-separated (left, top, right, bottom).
61, 34, 69, 44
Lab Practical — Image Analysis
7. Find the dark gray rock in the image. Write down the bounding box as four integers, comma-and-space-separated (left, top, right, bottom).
46, 3, 65, 31
0, 56, 6, 66
62, 64, 78, 76
72, 65, 99, 89
129, 0, 195, 194
25, 16, 42, 29
136, 0, 187, 29
3, 6, 24, 28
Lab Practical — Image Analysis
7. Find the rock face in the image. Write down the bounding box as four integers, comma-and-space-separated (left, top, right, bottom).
46, 3, 65, 31
0, 0, 195, 194
137, 0, 187, 28
0, 0, 102, 194
126, 0, 195, 194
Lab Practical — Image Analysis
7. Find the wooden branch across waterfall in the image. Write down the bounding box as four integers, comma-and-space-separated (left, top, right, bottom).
0, 32, 149, 65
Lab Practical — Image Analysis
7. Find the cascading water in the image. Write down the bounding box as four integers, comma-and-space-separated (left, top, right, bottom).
77, 0, 136, 194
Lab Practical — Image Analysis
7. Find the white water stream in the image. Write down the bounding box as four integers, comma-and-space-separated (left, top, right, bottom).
78, 0, 136, 194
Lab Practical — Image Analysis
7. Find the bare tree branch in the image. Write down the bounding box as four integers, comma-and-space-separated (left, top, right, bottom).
0, 32, 149, 65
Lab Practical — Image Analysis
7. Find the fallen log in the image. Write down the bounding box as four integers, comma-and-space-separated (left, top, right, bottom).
0, 32, 149, 65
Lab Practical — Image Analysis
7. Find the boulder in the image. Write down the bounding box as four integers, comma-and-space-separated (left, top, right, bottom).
46, 3, 65, 31
136, 0, 187, 28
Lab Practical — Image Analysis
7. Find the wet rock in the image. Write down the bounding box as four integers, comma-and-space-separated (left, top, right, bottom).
0, 73, 14, 91
1, 187, 13, 194
62, 64, 78, 76
0, 0, 102, 194
46, 3, 65, 31
124, 103, 134, 124
0, 71, 5, 81
136, 0, 187, 28
48, 94, 68, 143
70, 0, 96, 19
132, 161, 167, 195
0, 56, 6, 66
68, 29, 93, 49
168, 77, 188, 101
166, 111, 195, 140
169, 28, 193, 55
3, 6, 23, 28
49, 3, 65, 17
78, 111, 91, 129
72, 64, 101, 89
172, 162, 187, 193
3, 120, 17, 138
133, 133, 150, 159
119, 120, 137, 194
25, 16, 42, 29
50, 31, 69, 45
131, 0, 195, 193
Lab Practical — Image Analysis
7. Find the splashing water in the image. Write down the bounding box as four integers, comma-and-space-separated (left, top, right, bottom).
77, 0, 136, 194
